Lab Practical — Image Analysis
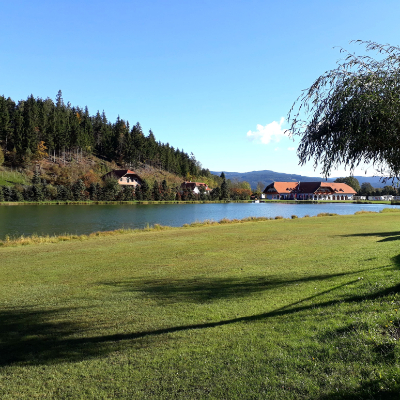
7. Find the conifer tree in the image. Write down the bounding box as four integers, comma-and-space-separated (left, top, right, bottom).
32, 184, 44, 202
122, 185, 134, 201
140, 179, 150, 200
57, 185, 69, 201
73, 179, 86, 200
152, 180, 160, 201
32, 170, 41, 184
0, 186, 4, 202
11, 187, 23, 202
2, 186, 11, 201
161, 179, 168, 200
89, 183, 98, 200
220, 179, 229, 200
135, 184, 142, 201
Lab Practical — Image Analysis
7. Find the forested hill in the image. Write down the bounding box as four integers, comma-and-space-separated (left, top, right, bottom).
0, 91, 204, 178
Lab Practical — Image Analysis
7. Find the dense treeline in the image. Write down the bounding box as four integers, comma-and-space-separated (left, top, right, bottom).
0, 91, 205, 178
0, 172, 252, 202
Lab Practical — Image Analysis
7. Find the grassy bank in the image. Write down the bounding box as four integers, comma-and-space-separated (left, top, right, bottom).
1, 213, 400, 398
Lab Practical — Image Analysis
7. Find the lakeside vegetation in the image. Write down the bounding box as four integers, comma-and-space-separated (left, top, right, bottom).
1, 212, 400, 398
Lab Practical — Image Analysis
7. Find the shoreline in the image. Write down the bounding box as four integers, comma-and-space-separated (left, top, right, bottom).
0, 199, 393, 206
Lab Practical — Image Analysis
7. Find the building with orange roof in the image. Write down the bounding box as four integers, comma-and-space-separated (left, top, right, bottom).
262, 181, 357, 200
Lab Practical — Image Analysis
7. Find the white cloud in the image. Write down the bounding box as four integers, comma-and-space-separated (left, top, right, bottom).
287, 147, 295, 151
274, 147, 280, 151
247, 117, 290, 144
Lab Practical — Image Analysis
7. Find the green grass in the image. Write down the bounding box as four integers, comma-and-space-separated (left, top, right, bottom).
1, 213, 400, 399
0, 168, 29, 186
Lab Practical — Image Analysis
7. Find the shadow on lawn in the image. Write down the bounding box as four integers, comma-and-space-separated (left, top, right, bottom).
319, 383, 400, 400
0, 307, 137, 367
2, 264, 399, 367
99, 267, 380, 304
341, 230, 400, 244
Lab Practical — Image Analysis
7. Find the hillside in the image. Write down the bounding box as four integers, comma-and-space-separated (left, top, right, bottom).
0, 91, 205, 182
212, 169, 398, 190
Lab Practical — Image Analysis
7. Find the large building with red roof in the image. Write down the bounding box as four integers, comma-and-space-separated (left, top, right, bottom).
262, 181, 357, 200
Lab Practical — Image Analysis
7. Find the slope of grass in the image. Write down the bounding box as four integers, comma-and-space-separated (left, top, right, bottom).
1, 213, 400, 399
0, 168, 29, 186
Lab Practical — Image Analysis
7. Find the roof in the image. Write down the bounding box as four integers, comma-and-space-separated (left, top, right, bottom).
181, 181, 209, 188
102, 170, 142, 180
263, 181, 357, 194
263, 182, 298, 194
298, 182, 357, 194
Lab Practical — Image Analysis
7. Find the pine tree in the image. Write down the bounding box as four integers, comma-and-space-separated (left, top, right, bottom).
11, 188, 23, 202
57, 185, 68, 201
89, 183, 98, 200
0, 96, 12, 151
152, 180, 160, 201
72, 179, 86, 200
161, 179, 168, 200
220, 179, 229, 200
95, 183, 103, 201
140, 179, 150, 200
32, 170, 41, 184
135, 184, 142, 201
122, 185, 134, 201
32, 184, 44, 201
3, 186, 11, 201
0, 186, 4, 202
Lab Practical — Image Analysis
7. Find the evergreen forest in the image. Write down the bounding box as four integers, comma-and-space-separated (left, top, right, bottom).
0, 91, 203, 178
0, 91, 253, 202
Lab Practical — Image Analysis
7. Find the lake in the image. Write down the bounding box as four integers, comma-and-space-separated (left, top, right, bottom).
0, 202, 398, 240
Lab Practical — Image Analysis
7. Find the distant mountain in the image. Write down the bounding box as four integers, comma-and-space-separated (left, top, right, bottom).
211, 170, 398, 190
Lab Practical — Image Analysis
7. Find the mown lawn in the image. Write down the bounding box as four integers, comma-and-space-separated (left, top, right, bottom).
1, 213, 400, 399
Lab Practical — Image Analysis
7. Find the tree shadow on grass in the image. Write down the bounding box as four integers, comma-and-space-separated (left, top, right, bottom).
2, 265, 398, 368
319, 382, 400, 400
99, 267, 381, 304
341, 231, 400, 244
0, 306, 158, 367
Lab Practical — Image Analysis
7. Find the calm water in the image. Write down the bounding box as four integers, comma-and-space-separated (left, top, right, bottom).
0, 202, 398, 240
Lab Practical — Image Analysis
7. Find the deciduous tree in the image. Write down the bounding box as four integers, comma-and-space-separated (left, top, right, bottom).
334, 176, 360, 192
288, 41, 400, 178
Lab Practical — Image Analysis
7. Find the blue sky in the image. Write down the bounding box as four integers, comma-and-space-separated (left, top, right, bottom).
2, 0, 399, 177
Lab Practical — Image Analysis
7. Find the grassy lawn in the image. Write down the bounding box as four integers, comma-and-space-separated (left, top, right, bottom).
1, 213, 400, 399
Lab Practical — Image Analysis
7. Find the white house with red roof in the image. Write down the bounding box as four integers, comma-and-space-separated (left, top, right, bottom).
102, 170, 143, 187
181, 181, 212, 195
262, 181, 357, 200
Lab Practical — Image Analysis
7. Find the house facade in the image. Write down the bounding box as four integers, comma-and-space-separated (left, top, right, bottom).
263, 181, 357, 200
181, 181, 211, 195
102, 170, 143, 187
